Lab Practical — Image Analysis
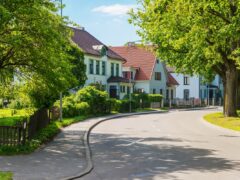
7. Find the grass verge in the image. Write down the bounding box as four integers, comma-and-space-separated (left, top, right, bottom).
0, 115, 88, 156
0, 172, 13, 180
204, 112, 240, 132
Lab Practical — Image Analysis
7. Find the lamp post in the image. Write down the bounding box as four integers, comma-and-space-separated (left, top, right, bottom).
59, 0, 63, 121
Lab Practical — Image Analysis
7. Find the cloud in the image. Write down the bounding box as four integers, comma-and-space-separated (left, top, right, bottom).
92, 4, 136, 16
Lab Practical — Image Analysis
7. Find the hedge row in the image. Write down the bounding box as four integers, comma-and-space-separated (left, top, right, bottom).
54, 87, 163, 118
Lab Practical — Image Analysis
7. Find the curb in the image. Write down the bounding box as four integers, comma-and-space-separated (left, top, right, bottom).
62, 110, 168, 180
170, 106, 219, 112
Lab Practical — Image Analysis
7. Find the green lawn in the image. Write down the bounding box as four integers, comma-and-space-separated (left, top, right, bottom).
0, 109, 33, 126
0, 172, 13, 180
204, 112, 240, 132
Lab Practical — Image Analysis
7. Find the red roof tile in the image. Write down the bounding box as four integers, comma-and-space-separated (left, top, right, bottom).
110, 46, 156, 80
71, 27, 125, 62
167, 73, 179, 86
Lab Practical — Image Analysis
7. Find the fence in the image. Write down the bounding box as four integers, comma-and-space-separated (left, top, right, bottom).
0, 122, 27, 147
0, 108, 51, 147
164, 98, 223, 108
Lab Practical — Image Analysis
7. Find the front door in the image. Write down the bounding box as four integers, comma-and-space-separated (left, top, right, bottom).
110, 86, 117, 98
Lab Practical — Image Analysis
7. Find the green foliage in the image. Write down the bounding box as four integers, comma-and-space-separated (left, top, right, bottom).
0, 108, 33, 126
130, 0, 240, 116
0, 172, 13, 180
75, 86, 109, 115
148, 94, 163, 102
76, 102, 90, 116
0, 1, 86, 109
204, 112, 240, 132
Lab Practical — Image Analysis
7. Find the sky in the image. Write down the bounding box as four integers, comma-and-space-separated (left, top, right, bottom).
62, 0, 140, 46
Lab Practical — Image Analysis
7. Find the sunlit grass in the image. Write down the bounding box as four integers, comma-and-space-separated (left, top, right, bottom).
0, 172, 13, 180
0, 109, 33, 126
204, 112, 240, 132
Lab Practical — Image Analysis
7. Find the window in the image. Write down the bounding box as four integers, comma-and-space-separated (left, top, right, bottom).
138, 88, 144, 93
127, 87, 130, 94
160, 89, 163, 95
111, 63, 114, 76
184, 76, 190, 85
131, 72, 134, 79
184, 89, 190, 100
120, 86, 126, 93
116, 64, 119, 76
171, 89, 174, 99
155, 72, 161, 80
102, 61, 106, 75
123, 72, 128, 79
153, 89, 156, 94
96, 61, 100, 75
166, 89, 169, 99
156, 59, 159, 64
89, 59, 94, 74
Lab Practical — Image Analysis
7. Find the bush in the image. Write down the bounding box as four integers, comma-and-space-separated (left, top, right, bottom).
118, 99, 137, 113
75, 86, 109, 115
148, 94, 163, 102
76, 102, 90, 116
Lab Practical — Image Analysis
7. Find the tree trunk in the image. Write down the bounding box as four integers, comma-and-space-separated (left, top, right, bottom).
224, 64, 238, 117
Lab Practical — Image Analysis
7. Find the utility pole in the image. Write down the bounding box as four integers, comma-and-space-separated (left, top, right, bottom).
59, 0, 63, 121
129, 74, 132, 113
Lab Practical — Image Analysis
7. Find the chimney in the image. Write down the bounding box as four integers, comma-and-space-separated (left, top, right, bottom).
127, 42, 135, 47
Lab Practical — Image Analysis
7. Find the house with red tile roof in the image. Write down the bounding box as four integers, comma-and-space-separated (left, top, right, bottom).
71, 27, 132, 99
110, 43, 179, 99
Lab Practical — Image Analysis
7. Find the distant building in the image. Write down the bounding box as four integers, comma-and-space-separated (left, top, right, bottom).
110, 44, 179, 99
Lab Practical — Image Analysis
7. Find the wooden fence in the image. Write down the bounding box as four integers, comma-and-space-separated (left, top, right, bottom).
0, 108, 50, 147
0, 123, 27, 146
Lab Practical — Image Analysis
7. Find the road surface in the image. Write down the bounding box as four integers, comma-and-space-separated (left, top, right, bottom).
82, 109, 240, 180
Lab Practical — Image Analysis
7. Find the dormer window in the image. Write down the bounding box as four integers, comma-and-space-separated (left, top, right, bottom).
92, 45, 108, 57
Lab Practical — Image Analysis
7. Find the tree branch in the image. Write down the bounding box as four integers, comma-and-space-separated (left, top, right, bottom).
208, 8, 231, 24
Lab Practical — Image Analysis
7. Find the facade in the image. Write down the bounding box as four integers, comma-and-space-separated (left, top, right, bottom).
167, 66, 223, 104
72, 27, 131, 99
110, 44, 179, 98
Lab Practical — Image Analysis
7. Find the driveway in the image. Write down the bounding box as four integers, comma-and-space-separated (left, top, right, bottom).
82, 109, 240, 180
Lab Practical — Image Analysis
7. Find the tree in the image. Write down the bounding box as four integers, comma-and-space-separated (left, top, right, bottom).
0, 0, 86, 107
130, 0, 240, 117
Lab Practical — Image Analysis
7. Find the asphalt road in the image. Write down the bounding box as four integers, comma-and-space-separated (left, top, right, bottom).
81, 109, 240, 180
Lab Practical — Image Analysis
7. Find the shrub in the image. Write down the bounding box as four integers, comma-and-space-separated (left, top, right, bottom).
75, 86, 109, 115
118, 99, 137, 113
148, 94, 163, 102
54, 95, 78, 118
76, 102, 90, 115
107, 98, 121, 112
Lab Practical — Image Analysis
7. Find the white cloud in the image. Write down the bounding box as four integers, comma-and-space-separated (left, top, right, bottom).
92, 4, 136, 16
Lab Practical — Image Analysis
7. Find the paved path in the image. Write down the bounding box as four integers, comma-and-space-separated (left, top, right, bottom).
81, 109, 240, 180
0, 115, 115, 180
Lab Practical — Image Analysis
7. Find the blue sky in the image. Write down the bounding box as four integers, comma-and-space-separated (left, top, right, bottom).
62, 0, 140, 46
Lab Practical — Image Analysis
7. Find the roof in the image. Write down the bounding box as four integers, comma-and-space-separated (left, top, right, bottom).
107, 76, 130, 83
110, 46, 156, 80
166, 66, 176, 73
71, 27, 125, 62
167, 73, 179, 86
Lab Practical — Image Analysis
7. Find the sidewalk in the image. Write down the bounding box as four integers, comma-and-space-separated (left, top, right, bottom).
0, 111, 165, 180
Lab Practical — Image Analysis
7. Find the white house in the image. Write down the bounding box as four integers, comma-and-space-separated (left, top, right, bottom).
167, 66, 223, 103
110, 44, 179, 99
71, 27, 131, 99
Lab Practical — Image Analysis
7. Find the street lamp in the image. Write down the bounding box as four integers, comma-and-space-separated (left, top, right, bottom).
59, 0, 63, 121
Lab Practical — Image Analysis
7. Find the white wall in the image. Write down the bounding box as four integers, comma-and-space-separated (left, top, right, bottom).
84, 55, 123, 86
149, 61, 167, 97
134, 81, 150, 93
171, 73, 200, 99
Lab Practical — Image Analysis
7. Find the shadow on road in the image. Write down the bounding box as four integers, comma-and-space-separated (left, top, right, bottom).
89, 133, 240, 180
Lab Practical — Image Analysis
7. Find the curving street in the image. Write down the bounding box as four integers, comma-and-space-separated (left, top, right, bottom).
82, 109, 240, 180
